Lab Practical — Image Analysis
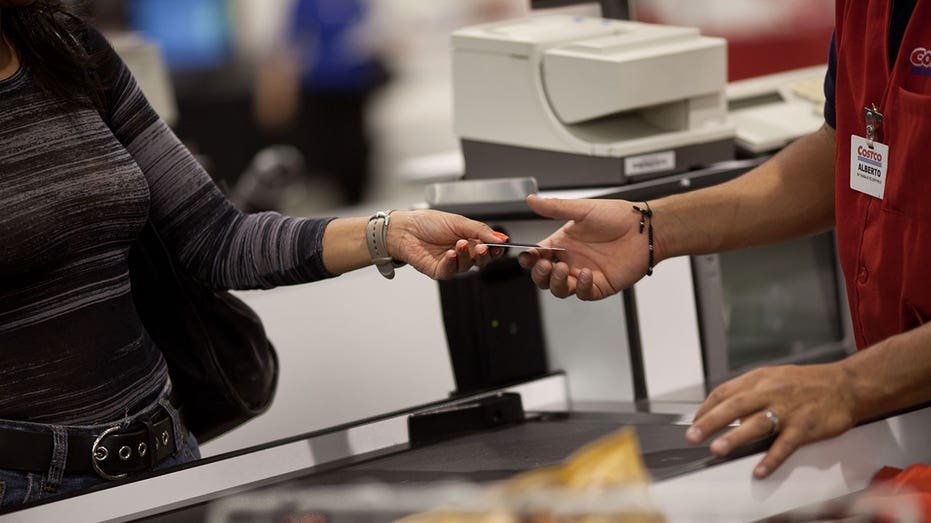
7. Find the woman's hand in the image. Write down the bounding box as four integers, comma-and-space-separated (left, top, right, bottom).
687, 362, 858, 478
387, 210, 504, 280
517, 195, 654, 300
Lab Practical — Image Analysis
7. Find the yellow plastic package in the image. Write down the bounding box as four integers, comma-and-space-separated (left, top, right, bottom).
400, 427, 664, 523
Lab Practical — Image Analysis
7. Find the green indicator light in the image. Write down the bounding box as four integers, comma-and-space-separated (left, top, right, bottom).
491, 319, 500, 328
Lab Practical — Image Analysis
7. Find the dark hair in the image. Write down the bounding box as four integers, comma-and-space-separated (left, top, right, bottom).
1, 1, 105, 111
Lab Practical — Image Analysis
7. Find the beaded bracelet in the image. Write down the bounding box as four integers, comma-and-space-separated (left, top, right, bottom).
632, 202, 654, 276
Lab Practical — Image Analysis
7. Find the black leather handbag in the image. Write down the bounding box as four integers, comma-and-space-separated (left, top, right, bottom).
128, 222, 279, 443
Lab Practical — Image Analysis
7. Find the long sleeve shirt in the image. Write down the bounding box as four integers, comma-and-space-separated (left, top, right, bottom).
0, 25, 334, 424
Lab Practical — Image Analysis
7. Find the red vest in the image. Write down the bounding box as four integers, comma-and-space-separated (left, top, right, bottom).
835, 0, 931, 349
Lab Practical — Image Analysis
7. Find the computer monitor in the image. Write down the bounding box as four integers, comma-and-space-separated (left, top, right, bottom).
693, 231, 855, 389
128, 0, 232, 72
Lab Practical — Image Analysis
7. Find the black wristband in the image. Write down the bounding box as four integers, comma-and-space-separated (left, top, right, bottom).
632, 202, 654, 276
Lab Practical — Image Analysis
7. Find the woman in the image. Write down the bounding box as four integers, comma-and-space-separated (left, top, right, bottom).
0, 0, 502, 507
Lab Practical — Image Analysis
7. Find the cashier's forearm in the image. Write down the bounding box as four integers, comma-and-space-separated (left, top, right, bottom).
839, 323, 931, 423
653, 124, 836, 262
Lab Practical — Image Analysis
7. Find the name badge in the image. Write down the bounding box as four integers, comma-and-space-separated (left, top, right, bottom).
850, 135, 888, 199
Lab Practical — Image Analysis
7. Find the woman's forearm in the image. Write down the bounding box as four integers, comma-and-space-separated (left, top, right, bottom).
321, 216, 371, 275
320, 210, 502, 279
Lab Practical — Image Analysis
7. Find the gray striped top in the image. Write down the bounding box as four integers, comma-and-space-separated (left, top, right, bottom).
0, 26, 334, 424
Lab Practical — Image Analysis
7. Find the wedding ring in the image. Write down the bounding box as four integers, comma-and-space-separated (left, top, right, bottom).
764, 409, 780, 435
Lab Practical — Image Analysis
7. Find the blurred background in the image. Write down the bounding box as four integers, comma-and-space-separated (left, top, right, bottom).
73, 0, 833, 218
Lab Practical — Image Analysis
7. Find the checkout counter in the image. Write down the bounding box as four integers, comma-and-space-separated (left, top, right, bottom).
3, 13, 928, 523
2, 374, 930, 521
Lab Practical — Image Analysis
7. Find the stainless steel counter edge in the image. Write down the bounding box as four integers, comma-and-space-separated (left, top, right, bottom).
0, 375, 569, 523
8, 377, 931, 522
650, 405, 931, 521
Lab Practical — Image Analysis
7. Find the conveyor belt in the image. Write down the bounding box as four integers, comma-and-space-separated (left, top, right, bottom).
298, 413, 708, 485
142, 412, 771, 522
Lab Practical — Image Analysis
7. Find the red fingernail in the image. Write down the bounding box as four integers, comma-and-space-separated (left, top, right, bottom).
492, 232, 509, 241
457, 243, 468, 252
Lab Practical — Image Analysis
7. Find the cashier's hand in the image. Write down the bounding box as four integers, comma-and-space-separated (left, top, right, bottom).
517, 195, 651, 300
387, 210, 505, 280
687, 362, 857, 479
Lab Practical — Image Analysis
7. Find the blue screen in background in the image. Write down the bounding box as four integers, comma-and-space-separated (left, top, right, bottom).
129, 0, 232, 71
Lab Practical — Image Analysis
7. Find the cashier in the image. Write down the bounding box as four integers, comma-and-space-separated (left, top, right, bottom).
520, 0, 929, 479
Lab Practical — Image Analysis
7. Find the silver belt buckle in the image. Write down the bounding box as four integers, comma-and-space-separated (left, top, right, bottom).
91, 426, 129, 481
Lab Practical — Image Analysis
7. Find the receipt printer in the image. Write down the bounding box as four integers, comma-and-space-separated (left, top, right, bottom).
452, 14, 734, 189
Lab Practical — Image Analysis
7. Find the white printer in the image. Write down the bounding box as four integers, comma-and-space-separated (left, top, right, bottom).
452, 14, 735, 189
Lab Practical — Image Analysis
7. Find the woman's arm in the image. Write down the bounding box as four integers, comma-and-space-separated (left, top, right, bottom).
321, 212, 503, 279
87, 27, 499, 287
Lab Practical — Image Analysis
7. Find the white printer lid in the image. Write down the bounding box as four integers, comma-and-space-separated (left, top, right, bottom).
544, 27, 725, 123
451, 14, 625, 57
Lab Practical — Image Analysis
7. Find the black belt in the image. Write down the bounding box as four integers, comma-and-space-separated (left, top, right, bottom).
0, 407, 183, 480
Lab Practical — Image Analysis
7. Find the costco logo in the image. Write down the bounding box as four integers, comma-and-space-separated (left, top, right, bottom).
910, 47, 931, 76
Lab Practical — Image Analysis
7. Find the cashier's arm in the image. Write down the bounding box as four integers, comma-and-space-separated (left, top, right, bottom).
692, 321, 931, 479
521, 124, 927, 479
645, 123, 838, 260
518, 124, 836, 300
